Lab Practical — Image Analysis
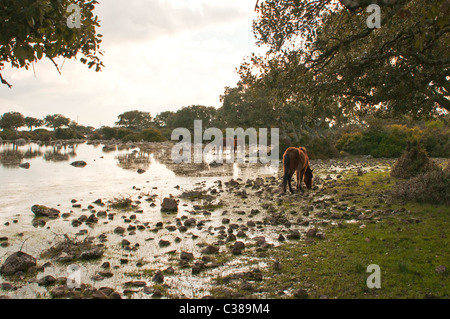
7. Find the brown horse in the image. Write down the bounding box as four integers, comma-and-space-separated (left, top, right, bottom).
282, 146, 313, 193
221, 137, 237, 153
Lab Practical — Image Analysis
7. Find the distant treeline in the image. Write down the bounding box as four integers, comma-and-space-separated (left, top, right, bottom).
1, 107, 449, 159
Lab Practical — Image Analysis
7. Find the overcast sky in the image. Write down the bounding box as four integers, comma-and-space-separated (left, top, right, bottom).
0, 0, 263, 128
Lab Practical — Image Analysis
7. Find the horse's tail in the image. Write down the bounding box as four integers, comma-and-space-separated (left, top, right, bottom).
282, 152, 291, 192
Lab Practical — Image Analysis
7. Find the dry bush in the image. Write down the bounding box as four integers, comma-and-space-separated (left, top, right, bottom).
390, 140, 439, 179
391, 162, 450, 205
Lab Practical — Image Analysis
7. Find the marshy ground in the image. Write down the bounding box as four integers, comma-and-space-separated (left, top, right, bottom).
0, 141, 448, 299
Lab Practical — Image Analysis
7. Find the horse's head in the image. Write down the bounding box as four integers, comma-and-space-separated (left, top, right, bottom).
304, 166, 313, 189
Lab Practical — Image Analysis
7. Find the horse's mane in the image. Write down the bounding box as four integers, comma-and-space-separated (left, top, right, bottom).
299, 146, 307, 154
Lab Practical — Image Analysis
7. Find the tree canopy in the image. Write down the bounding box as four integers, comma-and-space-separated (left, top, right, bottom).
0, 0, 104, 88
242, 0, 450, 119
0, 111, 24, 131
115, 110, 153, 131
44, 114, 70, 130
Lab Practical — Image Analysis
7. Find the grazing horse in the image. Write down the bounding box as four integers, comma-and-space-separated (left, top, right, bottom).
282, 146, 313, 193
221, 137, 237, 153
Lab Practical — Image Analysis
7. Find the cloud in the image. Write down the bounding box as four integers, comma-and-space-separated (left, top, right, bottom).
0, 0, 262, 128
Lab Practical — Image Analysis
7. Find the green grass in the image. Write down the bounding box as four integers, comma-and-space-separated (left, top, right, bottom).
258, 171, 449, 299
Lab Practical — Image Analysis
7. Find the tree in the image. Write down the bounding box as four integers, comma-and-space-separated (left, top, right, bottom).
246, 0, 450, 118
166, 105, 217, 131
0, 111, 24, 131
115, 110, 152, 131
44, 114, 71, 130
153, 111, 175, 128
0, 0, 104, 88
218, 86, 275, 128
24, 116, 44, 131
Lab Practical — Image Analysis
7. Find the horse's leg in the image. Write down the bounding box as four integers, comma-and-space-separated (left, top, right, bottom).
288, 172, 294, 194
298, 170, 304, 191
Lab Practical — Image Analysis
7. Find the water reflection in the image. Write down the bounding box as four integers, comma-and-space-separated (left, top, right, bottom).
116, 150, 151, 171
0, 142, 80, 167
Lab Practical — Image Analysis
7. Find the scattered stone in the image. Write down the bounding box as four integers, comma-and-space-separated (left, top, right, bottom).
435, 265, 446, 274
306, 227, 317, 238
114, 226, 126, 234
38, 275, 57, 287
287, 229, 301, 240
19, 162, 30, 169
31, 205, 60, 218
293, 288, 309, 299
92, 290, 108, 299
0, 251, 37, 276
161, 198, 178, 212
79, 247, 103, 260
180, 251, 194, 261
70, 161, 87, 168
201, 245, 219, 255
152, 271, 164, 284
158, 239, 171, 248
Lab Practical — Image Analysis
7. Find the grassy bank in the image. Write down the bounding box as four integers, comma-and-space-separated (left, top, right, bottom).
262, 172, 449, 298
210, 171, 449, 299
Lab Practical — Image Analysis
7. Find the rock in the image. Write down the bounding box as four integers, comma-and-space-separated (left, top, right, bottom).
163, 266, 175, 274
137, 169, 146, 174
201, 245, 219, 255
158, 239, 171, 247
79, 247, 103, 260
92, 290, 108, 299
287, 229, 301, 240
114, 226, 126, 234
98, 287, 114, 297
37, 275, 56, 287
180, 251, 194, 261
0, 251, 37, 276
184, 218, 197, 227
192, 261, 205, 275
50, 285, 69, 298
240, 282, 254, 291
161, 198, 178, 212
121, 239, 131, 247
293, 288, 309, 299
0, 283, 14, 291
70, 161, 87, 168
435, 265, 446, 274
306, 227, 317, 238
253, 236, 266, 247
19, 162, 30, 169
101, 262, 111, 269
55, 252, 74, 262
233, 241, 245, 250
86, 214, 98, 224
152, 271, 164, 284
31, 205, 60, 218
236, 230, 247, 238
96, 211, 107, 218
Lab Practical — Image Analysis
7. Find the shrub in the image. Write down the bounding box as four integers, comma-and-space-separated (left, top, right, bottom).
390, 140, 439, 179
116, 128, 134, 140
336, 125, 421, 158
101, 126, 118, 140
32, 129, 54, 142
391, 163, 450, 204
54, 128, 84, 140
140, 128, 165, 142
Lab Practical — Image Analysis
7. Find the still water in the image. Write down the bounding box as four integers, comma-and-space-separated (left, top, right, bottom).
0, 141, 277, 224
